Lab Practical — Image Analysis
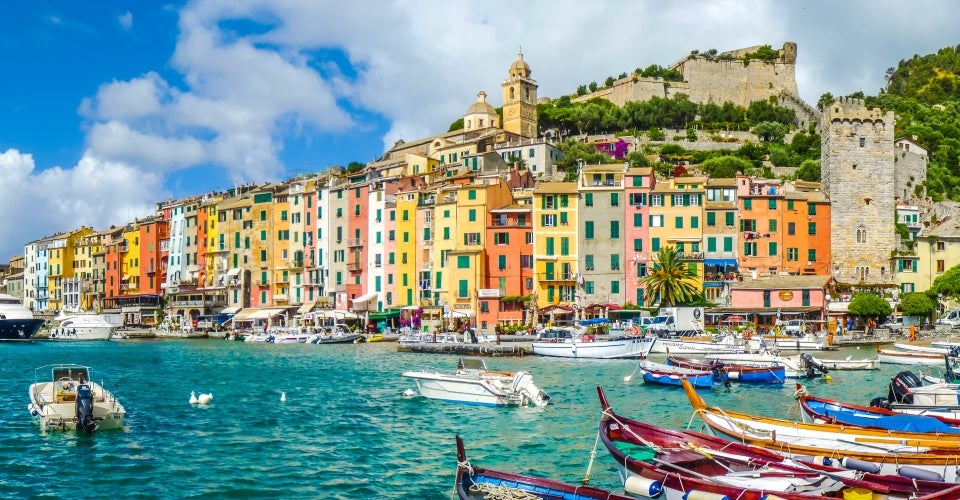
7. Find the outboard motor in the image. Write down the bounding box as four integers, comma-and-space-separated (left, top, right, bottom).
888, 371, 922, 404
511, 371, 551, 407
869, 396, 892, 410
75, 383, 98, 432
800, 353, 829, 376
710, 360, 730, 387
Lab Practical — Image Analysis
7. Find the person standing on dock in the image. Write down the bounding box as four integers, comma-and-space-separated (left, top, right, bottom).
909, 324, 917, 342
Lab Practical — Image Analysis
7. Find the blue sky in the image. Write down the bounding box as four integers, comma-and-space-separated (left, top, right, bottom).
2, 0, 960, 262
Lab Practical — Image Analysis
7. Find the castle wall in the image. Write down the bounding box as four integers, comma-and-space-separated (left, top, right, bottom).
820, 97, 896, 284
894, 150, 927, 202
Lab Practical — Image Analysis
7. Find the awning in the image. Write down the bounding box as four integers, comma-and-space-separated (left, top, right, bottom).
703, 282, 725, 288
122, 275, 132, 281
351, 292, 378, 310
704, 259, 738, 267
369, 309, 402, 321
232, 308, 285, 321
226, 268, 242, 277
315, 310, 359, 319
297, 302, 317, 314
220, 306, 241, 315
444, 310, 474, 318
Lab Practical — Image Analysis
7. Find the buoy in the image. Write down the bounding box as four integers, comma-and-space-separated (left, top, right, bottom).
197, 393, 213, 405
401, 388, 416, 397
624, 475, 663, 497
189, 391, 198, 404
840, 457, 881, 474
825, 375, 832, 382
280, 392, 286, 402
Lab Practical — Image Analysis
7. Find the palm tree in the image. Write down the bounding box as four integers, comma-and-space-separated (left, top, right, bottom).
640, 246, 700, 307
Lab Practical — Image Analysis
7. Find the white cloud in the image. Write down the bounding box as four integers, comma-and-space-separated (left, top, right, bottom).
0, 150, 159, 261
118, 11, 133, 31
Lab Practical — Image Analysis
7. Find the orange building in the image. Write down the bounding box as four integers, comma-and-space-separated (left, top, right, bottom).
481, 198, 534, 329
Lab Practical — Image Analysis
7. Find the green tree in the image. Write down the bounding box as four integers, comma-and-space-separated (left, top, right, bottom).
900, 292, 936, 317
700, 155, 752, 178
625, 151, 651, 167
346, 161, 366, 173
795, 159, 821, 181
639, 246, 700, 307
847, 293, 893, 318
752, 121, 789, 142
448, 118, 464, 132
932, 263, 960, 301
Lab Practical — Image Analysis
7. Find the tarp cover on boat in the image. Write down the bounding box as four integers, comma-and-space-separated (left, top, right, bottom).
816, 404, 960, 434
578, 318, 610, 326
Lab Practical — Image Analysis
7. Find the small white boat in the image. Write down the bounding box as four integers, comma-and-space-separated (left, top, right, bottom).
402, 357, 550, 407
894, 343, 951, 354
273, 327, 311, 343
878, 348, 947, 366
758, 332, 830, 350
812, 356, 880, 370
49, 313, 115, 341
531, 327, 654, 359
647, 334, 752, 355
27, 364, 125, 432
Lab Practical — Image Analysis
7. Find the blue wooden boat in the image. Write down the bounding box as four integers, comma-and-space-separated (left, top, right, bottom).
796, 384, 960, 433
638, 359, 728, 388
666, 355, 785, 384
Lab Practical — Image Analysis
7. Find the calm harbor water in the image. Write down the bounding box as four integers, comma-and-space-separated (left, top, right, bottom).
0, 339, 919, 499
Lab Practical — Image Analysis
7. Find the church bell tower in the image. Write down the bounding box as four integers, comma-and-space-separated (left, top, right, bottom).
501, 52, 538, 139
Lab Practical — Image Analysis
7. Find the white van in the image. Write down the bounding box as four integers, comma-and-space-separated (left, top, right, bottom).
937, 310, 960, 327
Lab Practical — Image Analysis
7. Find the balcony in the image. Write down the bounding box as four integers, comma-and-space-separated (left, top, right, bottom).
537, 272, 575, 282
704, 273, 742, 283
347, 238, 364, 248
347, 261, 363, 271
227, 278, 242, 288
677, 252, 705, 261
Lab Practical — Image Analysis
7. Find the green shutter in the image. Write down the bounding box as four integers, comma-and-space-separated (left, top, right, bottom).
768, 242, 777, 256
725, 212, 734, 226
459, 279, 468, 298
652, 238, 660, 251
691, 216, 699, 229
723, 237, 733, 252
707, 212, 716, 226
675, 216, 683, 229
498, 255, 506, 270
585, 222, 594, 239
707, 237, 716, 252
634, 213, 643, 227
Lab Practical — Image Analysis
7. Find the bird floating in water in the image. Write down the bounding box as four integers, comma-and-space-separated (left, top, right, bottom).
401, 388, 416, 397
280, 392, 286, 402
197, 393, 213, 405
189, 391, 198, 404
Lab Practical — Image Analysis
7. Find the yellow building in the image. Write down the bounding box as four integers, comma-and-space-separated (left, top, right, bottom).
121, 224, 142, 297
532, 182, 579, 310
648, 176, 706, 303
217, 192, 255, 308
445, 181, 514, 320
47, 227, 95, 310
903, 221, 960, 296
395, 187, 422, 307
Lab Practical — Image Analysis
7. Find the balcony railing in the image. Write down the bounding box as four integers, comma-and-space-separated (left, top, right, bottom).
704, 274, 742, 283
347, 261, 363, 271
677, 252, 705, 261
537, 272, 575, 281
347, 238, 364, 247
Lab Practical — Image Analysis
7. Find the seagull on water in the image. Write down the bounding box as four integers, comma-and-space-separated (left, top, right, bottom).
197, 393, 213, 405
189, 391, 198, 404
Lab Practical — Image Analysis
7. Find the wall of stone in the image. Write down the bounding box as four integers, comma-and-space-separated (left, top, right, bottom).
820, 97, 896, 284
894, 149, 927, 202
573, 42, 802, 111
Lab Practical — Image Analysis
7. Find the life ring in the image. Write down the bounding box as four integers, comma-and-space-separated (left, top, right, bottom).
743, 331, 752, 340
631, 325, 641, 337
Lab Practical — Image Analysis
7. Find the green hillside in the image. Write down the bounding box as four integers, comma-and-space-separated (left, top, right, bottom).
862, 45, 960, 200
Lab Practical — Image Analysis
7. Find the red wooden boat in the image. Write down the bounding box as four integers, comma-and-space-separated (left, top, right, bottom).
454, 435, 636, 500
597, 386, 960, 499
667, 355, 786, 384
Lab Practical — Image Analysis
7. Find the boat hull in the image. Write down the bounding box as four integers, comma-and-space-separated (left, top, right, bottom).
639, 360, 727, 388
48, 326, 114, 341
403, 373, 518, 406
531, 336, 653, 359
666, 356, 785, 384
0, 318, 43, 341
27, 365, 125, 432
648, 337, 748, 355
878, 349, 946, 366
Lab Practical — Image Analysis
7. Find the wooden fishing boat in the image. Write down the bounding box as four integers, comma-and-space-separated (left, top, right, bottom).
682, 378, 960, 479
667, 355, 785, 384
598, 387, 960, 500
454, 436, 636, 500
877, 348, 947, 366
795, 384, 960, 433
711, 351, 832, 378
639, 359, 728, 388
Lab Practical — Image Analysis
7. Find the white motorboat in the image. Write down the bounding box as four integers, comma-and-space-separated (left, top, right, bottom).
0, 293, 44, 341
758, 331, 831, 350
49, 312, 115, 341
877, 348, 948, 366
647, 334, 753, 355
402, 357, 550, 407
27, 364, 125, 432
273, 327, 311, 343
531, 327, 654, 359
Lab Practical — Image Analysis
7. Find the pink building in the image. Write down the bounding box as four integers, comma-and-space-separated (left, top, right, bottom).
623, 167, 654, 306
721, 275, 832, 326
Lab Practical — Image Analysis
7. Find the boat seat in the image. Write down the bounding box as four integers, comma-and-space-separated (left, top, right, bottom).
56, 393, 77, 403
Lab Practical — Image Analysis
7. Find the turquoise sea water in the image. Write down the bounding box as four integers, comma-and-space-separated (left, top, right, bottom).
0, 340, 920, 499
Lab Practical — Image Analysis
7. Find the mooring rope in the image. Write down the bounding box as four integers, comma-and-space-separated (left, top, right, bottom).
468, 482, 541, 500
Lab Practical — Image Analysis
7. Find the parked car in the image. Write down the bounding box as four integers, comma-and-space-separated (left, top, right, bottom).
937, 309, 960, 327
880, 315, 903, 332
780, 319, 806, 335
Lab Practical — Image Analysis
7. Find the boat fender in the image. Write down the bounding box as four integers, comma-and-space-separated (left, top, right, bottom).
868, 397, 891, 410
812, 456, 834, 466
682, 492, 729, 500
898, 465, 943, 482
840, 457, 882, 474
624, 475, 663, 498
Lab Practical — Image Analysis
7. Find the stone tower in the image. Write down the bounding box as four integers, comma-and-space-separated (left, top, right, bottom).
820, 97, 896, 284
501, 52, 538, 138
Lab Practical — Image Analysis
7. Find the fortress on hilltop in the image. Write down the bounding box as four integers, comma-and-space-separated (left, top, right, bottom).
574, 42, 817, 128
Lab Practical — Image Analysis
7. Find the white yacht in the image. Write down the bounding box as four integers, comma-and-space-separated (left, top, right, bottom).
49, 312, 115, 341
0, 293, 44, 341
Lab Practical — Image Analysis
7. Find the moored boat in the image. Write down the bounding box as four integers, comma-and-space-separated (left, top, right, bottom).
711, 351, 831, 378
402, 357, 549, 407
0, 293, 44, 341
49, 312, 115, 341
877, 348, 948, 366
795, 383, 960, 433
682, 378, 960, 479
648, 334, 752, 355
667, 355, 785, 384
639, 359, 729, 388
27, 364, 125, 432
454, 436, 634, 500
531, 326, 654, 359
